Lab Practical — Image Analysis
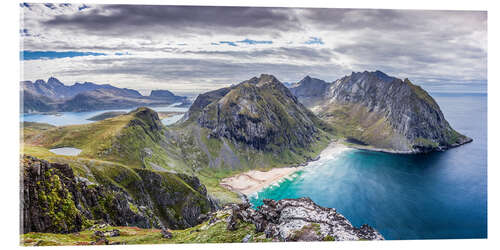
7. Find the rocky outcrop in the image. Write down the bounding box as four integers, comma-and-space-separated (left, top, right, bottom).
21, 155, 216, 234
290, 71, 472, 153
220, 197, 383, 241
187, 74, 330, 153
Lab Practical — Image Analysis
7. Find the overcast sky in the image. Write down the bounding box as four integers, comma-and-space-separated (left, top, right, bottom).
20, 3, 487, 95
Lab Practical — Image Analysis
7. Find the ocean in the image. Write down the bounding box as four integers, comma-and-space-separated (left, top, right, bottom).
21, 104, 188, 126
249, 92, 487, 240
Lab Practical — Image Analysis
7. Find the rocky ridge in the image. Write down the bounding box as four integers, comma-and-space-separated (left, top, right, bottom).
290, 71, 472, 153
187, 74, 331, 153
218, 197, 383, 241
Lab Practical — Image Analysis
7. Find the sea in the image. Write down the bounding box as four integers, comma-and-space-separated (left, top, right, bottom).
21, 103, 188, 126
249, 91, 487, 240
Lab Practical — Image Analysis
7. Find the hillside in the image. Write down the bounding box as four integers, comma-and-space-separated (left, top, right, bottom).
290, 71, 472, 153
171, 74, 333, 174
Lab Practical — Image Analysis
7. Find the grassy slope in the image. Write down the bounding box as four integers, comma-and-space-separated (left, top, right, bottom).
21, 209, 271, 246
316, 103, 398, 150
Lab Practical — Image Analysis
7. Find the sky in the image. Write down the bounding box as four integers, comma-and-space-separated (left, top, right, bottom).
20, 3, 487, 95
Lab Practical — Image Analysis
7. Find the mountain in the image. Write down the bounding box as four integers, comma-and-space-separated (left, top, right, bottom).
21, 77, 189, 113
21, 77, 141, 101
290, 71, 472, 153
21, 90, 55, 113
174, 74, 333, 172
289, 76, 330, 107
192, 74, 329, 151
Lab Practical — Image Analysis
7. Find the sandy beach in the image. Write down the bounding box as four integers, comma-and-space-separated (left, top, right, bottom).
220, 141, 348, 195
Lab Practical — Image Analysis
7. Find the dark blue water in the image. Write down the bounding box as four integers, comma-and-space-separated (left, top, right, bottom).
250, 92, 487, 240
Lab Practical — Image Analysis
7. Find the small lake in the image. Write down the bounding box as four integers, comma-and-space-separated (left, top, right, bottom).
49, 147, 82, 156
21, 103, 189, 126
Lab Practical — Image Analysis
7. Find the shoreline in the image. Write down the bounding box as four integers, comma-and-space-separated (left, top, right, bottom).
219, 141, 349, 196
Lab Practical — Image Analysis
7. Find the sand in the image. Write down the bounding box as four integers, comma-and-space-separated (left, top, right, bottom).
220, 141, 348, 196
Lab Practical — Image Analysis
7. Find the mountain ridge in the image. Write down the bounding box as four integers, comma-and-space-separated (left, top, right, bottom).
290, 70, 472, 153
21, 77, 189, 113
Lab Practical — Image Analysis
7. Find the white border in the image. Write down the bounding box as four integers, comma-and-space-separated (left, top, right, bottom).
1, 0, 497, 249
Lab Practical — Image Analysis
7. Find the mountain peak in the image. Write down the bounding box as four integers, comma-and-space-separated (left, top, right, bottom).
34, 79, 46, 85
256, 74, 281, 86
47, 77, 64, 87
188, 75, 327, 153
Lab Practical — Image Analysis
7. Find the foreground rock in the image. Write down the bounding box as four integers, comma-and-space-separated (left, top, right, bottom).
222, 197, 383, 241
21, 155, 217, 234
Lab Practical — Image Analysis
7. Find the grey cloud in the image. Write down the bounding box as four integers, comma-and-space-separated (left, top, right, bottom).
181, 46, 337, 62
59, 57, 346, 88
42, 5, 302, 36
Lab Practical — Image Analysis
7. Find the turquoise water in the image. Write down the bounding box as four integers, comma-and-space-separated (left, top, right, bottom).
21, 103, 188, 126
249, 93, 487, 240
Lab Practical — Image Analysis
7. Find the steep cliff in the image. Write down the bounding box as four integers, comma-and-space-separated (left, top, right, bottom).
21, 155, 216, 234
172, 74, 332, 172
290, 71, 472, 153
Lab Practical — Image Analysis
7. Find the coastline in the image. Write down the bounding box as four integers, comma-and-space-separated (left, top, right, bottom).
345, 137, 473, 154
219, 141, 349, 196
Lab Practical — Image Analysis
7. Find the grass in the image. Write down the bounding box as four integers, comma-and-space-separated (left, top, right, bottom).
21, 210, 271, 246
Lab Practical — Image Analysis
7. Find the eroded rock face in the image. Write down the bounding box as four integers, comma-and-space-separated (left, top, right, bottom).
226, 197, 383, 241
188, 74, 328, 153
21, 155, 217, 234
290, 71, 472, 153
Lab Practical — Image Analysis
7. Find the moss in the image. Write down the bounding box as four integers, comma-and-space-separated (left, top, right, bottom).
22, 219, 271, 246
129, 202, 139, 214
289, 223, 322, 241
413, 137, 439, 148
36, 168, 89, 232
323, 235, 335, 241
405, 79, 440, 110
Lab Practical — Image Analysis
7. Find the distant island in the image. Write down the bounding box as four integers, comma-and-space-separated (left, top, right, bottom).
21, 77, 190, 113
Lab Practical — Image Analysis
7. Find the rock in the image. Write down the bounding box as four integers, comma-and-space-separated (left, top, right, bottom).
161, 228, 173, 239
226, 207, 239, 231
91, 237, 109, 245
229, 197, 384, 241
242, 234, 252, 243
94, 231, 105, 238
104, 229, 120, 237
197, 213, 208, 222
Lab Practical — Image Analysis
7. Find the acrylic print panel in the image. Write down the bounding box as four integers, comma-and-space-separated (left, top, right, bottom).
19, 2, 487, 245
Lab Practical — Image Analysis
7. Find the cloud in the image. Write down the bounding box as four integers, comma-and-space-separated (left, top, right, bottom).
20, 4, 487, 94
42, 5, 302, 37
